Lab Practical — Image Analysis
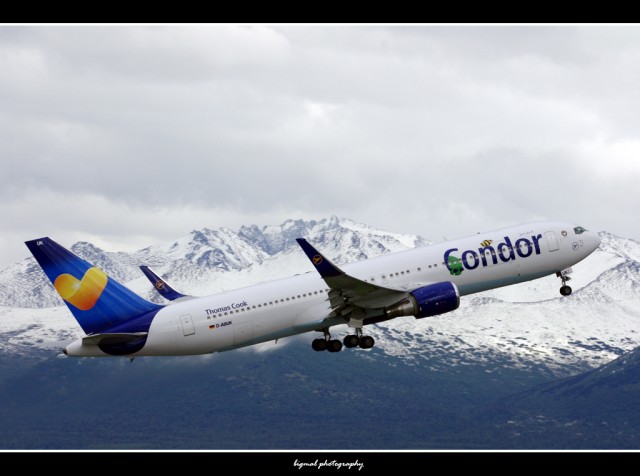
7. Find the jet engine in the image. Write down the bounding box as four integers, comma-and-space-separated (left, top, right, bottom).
385, 282, 460, 319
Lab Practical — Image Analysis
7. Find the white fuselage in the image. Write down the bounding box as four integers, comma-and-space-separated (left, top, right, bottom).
64, 221, 601, 357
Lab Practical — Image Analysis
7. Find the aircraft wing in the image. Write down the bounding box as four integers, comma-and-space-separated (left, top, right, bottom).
296, 238, 426, 312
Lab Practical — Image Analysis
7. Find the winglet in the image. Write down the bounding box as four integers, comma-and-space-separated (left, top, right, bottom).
140, 266, 188, 301
295, 238, 344, 279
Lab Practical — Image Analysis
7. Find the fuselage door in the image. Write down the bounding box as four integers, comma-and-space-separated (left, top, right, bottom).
545, 231, 559, 252
180, 314, 195, 336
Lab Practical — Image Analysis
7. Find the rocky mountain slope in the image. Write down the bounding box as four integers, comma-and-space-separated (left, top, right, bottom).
0, 217, 638, 378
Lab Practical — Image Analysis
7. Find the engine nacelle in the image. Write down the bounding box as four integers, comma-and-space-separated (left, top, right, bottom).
385, 282, 460, 319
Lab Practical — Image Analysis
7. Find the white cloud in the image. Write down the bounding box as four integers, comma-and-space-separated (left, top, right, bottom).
579, 138, 640, 178
2, 25, 640, 268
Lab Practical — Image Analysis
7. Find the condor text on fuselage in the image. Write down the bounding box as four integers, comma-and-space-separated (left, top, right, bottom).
444, 233, 544, 275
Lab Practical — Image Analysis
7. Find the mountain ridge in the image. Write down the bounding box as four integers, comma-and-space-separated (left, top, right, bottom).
0, 218, 638, 379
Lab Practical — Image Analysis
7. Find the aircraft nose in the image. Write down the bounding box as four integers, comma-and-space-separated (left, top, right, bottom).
588, 231, 601, 253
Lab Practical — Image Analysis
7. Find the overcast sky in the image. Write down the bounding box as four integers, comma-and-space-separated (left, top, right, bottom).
2, 25, 639, 268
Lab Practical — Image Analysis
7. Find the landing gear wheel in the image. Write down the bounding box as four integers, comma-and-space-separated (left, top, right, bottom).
312, 338, 327, 351
359, 336, 375, 349
560, 285, 572, 296
557, 270, 573, 297
343, 335, 360, 348
327, 339, 343, 353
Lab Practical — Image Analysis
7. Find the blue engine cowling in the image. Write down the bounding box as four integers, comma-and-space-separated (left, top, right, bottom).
385, 282, 460, 319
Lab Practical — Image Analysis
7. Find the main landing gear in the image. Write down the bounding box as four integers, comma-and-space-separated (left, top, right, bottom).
557, 270, 573, 296
343, 328, 375, 349
311, 337, 342, 352
312, 328, 375, 352
312, 328, 342, 352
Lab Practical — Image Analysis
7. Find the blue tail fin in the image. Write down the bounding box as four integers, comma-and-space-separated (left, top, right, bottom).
25, 237, 163, 335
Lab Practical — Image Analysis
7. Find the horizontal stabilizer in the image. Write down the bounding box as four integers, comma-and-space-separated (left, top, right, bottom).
82, 332, 148, 346
140, 266, 190, 301
82, 332, 147, 345
71, 332, 150, 356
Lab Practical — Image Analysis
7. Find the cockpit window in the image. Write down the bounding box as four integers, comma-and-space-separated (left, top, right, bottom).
574, 226, 587, 235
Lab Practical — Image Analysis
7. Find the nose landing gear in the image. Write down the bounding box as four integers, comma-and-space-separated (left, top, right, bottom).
560, 285, 572, 296
556, 269, 573, 296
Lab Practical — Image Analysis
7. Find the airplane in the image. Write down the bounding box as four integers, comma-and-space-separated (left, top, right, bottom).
25, 221, 601, 357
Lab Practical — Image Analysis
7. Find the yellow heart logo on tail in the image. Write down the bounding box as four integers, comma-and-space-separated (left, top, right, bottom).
54, 267, 108, 311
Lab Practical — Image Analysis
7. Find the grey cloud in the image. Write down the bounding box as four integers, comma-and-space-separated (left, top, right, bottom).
1, 25, 639, 269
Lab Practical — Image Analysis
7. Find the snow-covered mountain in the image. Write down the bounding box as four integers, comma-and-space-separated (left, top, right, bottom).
0, 216, 427, 308
0, 217, 638, 377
